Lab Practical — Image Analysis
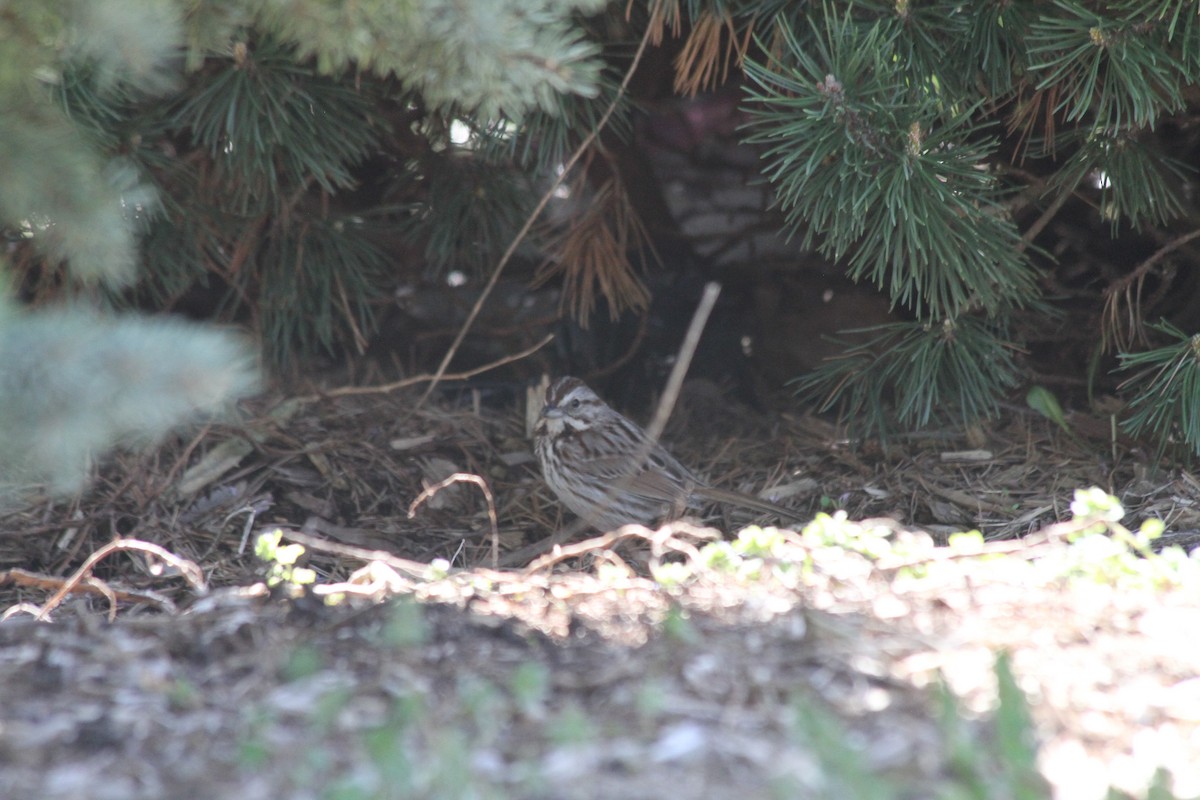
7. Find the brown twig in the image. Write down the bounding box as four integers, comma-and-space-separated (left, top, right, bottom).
408, 472, 500, 568
1102, 228, 1200, 350
280, 529, 436, 578
522, 521, 719, 574
1017, 183, 1073, 254
643, 282, 721, 445
497, 516, 592, 568
32, 539, 207, 622
309, 333, 554, 400
412, 23, 657, 413
1107, 228, 1200, 297
588, 311, 651, 381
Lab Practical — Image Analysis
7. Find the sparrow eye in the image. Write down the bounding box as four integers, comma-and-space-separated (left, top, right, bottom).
569, 398, 581, 410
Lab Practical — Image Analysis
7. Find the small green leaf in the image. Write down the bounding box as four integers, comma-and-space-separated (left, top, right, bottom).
274, 543, 307, 566
254, 529, 283, 561
1139, 518, 1165, 541
947, 531, 984, 552
1070, 487, 1124, 522
1026, 386, 1070, 433
289, 567, 317, 585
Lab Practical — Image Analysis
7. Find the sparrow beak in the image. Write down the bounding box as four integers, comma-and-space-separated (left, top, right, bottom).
541, 404, 563, 420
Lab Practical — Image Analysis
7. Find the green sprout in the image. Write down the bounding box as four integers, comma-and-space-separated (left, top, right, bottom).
255, 529, 318, 593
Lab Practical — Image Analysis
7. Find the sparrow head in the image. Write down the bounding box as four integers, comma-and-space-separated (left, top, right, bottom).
538, 376, 603, 435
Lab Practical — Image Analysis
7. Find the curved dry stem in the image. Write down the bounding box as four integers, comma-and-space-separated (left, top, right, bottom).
413, 22, 657, 413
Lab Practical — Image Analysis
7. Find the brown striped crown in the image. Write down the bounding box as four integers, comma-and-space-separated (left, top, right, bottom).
542, 377, 603, 414
538, 377, 611, 437
544, 376, 588, 408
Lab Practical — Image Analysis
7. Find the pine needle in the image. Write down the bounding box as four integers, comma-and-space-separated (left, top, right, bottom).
533, 177, 651, 327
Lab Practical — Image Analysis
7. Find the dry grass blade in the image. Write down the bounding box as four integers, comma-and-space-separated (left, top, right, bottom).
643, 281, 720, 444
2, 569, 181, 618
1102, 276, 1148, 353
280, 529, 438, 579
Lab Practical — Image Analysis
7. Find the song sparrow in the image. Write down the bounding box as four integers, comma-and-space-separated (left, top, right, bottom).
533, 376, 805, 531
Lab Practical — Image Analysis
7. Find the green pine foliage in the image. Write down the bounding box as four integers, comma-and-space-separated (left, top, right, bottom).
5, 0, 1200, 459
252, 0, 607, 118
1051, 132, 1189, 229
1118, 322, 1200, 457
0, 0, 610, 495
0, 302, 258, 500
743, 13, 1037, 319
172, 37, 380, 212
405, 153, 537, 275
795, 316, 1024, 438
2, 0, 614, 365
734, 0, 1200, 444
1025, 1, 1190, 130
0, 1, 178, 287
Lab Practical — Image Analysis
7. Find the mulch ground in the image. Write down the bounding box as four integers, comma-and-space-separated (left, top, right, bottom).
0, 380, 1197, 799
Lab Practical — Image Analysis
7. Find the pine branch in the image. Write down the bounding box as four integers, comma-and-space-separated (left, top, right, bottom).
171, 36, 381, 215
743, 13, 1038, 320
1026, 1, 1192, 131
1049, 130, 1188, 230
533, 176, 652, 326
404, 154, 535, 274
252, 0, 607, 118
251, 214, 392, 366
795, 316, 1023, 437
0, 2, 180, 288
1118, 322, 1200, 456
0, 303, 258, 498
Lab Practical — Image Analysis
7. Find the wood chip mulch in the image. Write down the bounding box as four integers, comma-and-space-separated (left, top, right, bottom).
0, 382, 1197, 799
